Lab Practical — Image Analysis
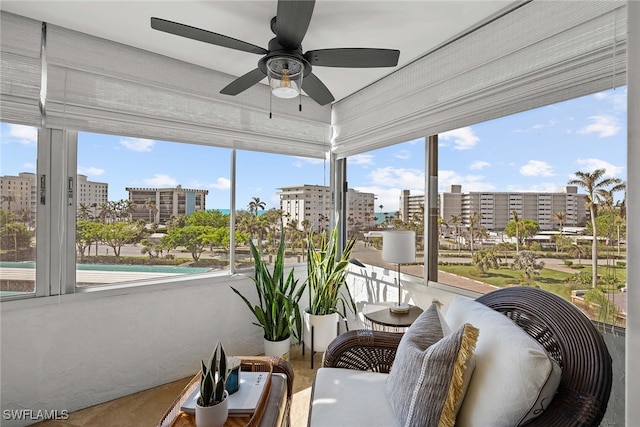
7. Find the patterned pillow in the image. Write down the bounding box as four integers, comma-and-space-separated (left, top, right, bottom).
385, 302, 479, 427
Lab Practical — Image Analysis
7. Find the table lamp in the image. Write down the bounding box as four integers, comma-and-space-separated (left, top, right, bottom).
382, 230, 416, 314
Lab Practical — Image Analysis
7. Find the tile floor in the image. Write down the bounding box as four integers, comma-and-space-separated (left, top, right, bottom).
33, 345, 321, 427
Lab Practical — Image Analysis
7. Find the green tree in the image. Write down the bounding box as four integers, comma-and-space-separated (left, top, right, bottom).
100, 222, 140, 258
504, 218, 540, 249
76, 220, 103, 260
0, 213, 33, 261
187, 210, 229, 228
163, 225, 213, 262
568, 168, 625, 288
511, 250, 545, 281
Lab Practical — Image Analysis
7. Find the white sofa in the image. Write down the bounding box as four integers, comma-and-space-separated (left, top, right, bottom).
308, 287, 612, 427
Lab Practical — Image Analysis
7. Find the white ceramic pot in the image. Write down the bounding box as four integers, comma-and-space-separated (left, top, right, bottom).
264, 336, 291, 360
195, 390, 229, 427
303, 311, 339, 352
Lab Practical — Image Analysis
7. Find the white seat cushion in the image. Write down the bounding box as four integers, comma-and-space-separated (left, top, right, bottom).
309, 368, 399, 427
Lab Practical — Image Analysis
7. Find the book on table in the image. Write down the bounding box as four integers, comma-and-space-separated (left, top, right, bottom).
181, 371, 269, 416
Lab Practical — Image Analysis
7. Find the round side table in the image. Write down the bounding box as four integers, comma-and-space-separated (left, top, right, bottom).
363, 304, 424, 332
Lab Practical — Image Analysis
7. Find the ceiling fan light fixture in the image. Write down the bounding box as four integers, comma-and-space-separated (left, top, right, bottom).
266, 56, 304, 99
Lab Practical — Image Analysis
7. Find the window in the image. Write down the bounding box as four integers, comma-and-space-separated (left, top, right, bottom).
0, 123, 38, 297
75, 132, 232, 287
235, 150, 327, 269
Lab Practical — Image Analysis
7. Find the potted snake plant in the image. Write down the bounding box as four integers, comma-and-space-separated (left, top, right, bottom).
304, 226, 358, 353
231, 231, 304, 360
196, 341, 229, 427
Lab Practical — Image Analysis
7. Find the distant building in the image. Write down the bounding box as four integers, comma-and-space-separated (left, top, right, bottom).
400, 185, 588, 232
0, 172, 37, 218
1, 172, 108, 220
399, 189, 426, 222
77, 174, 108, 210
278, 185, 375, 232
126, 185, 208, 223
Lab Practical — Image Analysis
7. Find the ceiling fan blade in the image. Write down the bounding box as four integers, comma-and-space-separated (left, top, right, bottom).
275, 0, 315, 49
151, 18, 268, 55
305, 48, 400, 68
220, 68, 266, 96
302, 73, 334, 106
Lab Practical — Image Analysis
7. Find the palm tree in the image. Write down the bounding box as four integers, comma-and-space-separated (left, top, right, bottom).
467, 211, 480, 255
144, 198, 158, 223
511, 210, 523, 254
449, 214, 461, 254
248, 197, 266, 216
553, 211, 566, 252
568, 168, 625, 288
553, 211, 566, 233
77, 203, 91, 220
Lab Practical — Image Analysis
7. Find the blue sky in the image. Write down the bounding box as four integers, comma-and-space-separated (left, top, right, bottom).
1, 87, 627, 213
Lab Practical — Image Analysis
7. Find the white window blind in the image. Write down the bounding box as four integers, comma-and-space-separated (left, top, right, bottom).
331, 1, 627, 158
0, 11, 331, 159
0, 12, 42, 127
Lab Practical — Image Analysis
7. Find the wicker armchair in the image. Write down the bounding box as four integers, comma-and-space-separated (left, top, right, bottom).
322, 287, 613, 427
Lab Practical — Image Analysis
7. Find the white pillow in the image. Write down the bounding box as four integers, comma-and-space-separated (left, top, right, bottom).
444, 296, 561, 427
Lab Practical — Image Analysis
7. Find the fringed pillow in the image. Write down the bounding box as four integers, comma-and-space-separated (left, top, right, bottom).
385, 302, 478, 427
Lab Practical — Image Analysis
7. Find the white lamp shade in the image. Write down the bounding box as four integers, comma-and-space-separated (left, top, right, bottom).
382, 230, 416, 264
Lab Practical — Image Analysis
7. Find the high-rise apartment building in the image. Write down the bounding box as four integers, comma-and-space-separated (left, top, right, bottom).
77, 174, 108, 209
0, 172, 37, 218
278, 185, 375, 232
126, 185, 208, 223
1, 172, 108, 220
439, 185, 588, 231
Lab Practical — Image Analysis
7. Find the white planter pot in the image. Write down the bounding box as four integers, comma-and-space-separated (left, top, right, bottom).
303, 311, 339, 352
195, 390, 229, 427
264, 336, 291, 360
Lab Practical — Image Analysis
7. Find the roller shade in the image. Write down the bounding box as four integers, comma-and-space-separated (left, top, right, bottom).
0, 12, 42, 127
331, 1, 627, 158
0, 11, 331, 159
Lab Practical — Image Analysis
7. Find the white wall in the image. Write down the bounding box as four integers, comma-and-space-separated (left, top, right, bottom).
0, 272, 278, 427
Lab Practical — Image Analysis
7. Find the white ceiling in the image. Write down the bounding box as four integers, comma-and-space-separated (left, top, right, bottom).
1, 0, 516, 103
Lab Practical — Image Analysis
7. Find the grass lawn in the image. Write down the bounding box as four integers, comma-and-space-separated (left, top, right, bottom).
438, 264, 578, 299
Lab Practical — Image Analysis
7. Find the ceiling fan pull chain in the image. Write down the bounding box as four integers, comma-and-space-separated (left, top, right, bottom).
269, 91, 273, 119
299, 92, 302, 112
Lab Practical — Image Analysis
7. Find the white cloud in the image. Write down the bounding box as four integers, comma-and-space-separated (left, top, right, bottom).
469, 160, 490, 170
349, 154, 375, 166
143, 174, 177, 187
575, 158, 625, 178
5, 124, 37, 145
353, 186, 405, 212
394, 150, 411, 160
439, 127, 480, 150
120, 137, 155, 152
22, 162, 36, 172
209, 177, 230, 190
367, 167, 424, 190
577, 115, 620, 138
78, 166, 106, 176
520, 160, 555, 177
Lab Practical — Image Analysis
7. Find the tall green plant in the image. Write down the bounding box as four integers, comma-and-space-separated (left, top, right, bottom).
306, 226, 357, 316
231, 232, 304, 342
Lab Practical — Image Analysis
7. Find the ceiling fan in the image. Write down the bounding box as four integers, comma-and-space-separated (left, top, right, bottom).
151, 0, 400, 106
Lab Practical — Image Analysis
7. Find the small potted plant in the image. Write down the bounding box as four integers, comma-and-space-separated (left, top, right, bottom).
231, 231, 304, 360
304, 226, 358, 352
196, 341, 230, 427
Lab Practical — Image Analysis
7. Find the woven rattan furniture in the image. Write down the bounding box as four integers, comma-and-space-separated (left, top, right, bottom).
318, 287, 613, 427
160, 357, 294, 427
